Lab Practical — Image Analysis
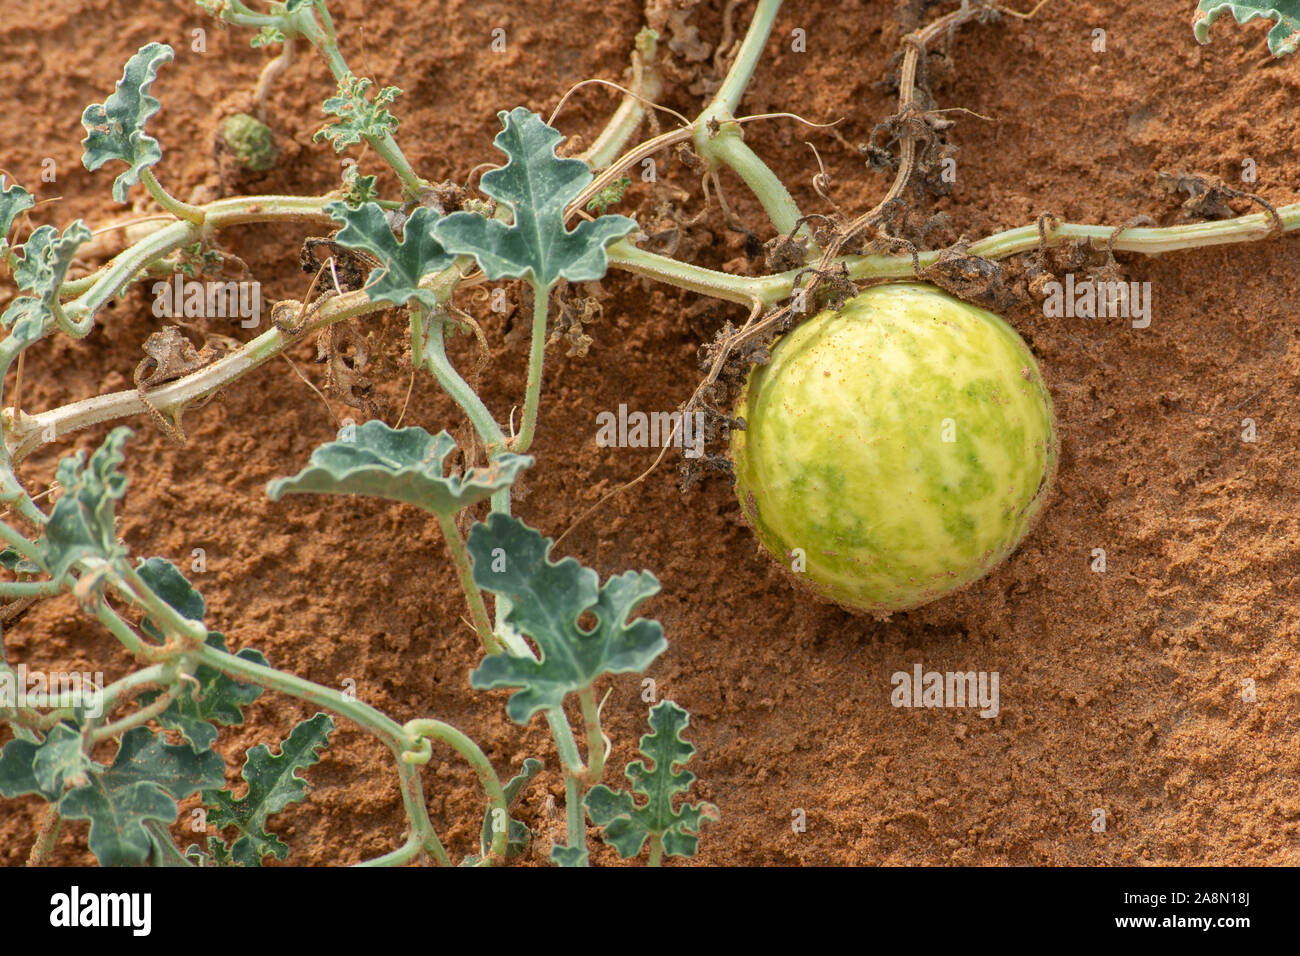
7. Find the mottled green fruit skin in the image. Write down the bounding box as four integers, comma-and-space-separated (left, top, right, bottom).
732, 282, 1058, 613
221, 113, 277, 172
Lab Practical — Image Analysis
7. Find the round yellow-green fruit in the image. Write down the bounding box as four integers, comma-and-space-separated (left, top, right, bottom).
731, 282, 1057, 613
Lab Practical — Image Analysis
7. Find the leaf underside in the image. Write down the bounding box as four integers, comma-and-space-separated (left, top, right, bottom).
267, 419, 531, 516
39, 427, 133, 580
1195, 1, 1300, 55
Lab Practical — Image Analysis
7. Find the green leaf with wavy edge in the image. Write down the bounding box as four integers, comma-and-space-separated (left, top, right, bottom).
0, 547, 41, 574
59, 726, 225, 866
0, 724, 89, 800
1195, 1, 1300, 55
467, 513, 667, 724
132, 559, 268, 750
0, 297, 45, 345
134, 556, 205, 640
340, 167, 380, 207
322, 201, 454, 311
480, 756, 542, 860
250, 26, 286, 48
39, 427, 133, 580
0, 175, 34, 251
148, 633, 266, 752
314, 73, 401, 151
550, 845, 589, 866
268, 419, 531, 516
2, 220, 92, 343
434, 108, 637, 289
201, 712, 333, 866
81, 42, 174, 203
585, 700, 718, 860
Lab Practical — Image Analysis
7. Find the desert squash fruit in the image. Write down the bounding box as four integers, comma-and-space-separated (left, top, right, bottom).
732, 282, 1058, 613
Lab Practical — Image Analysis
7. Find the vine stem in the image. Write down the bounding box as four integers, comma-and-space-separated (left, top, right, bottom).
688, 0, 809, 242
703, 0, 783, 120
355, 834, 422, 867
434, 512, 499, 655
139, 170, 205, 226
512, 282, 550, 454
0, 580, 61, 598
26, 805, 61, 866
11, 201, 1300, 467
415, 309, 507, 452
579, 30, 662, 171
403, 718, 510, 861
578, 687, 607, 786
87, 686, 178, 744
545, 707, 589, 857
192, 641, 452, 866
3, 285, 373, 463
703, 131, 806, 239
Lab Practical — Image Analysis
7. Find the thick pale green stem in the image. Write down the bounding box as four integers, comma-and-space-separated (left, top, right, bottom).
704, 0, 783, 119
118, 561, 207, 645
356, 834, 422, 867
5, 281, 371, 463
545, 707, 589, 858
690, 0, 805, 243
435, 512, 498, 655
0, 580, 63, 599
513, 282, 550, 454
416, 313, 507, 453
88, 687, 178, 744
704, 131, 806, 239
193, 641, 451, 866
404, 718, 509, 861
139, 169, 205, 226
578, 687, 606, 785
580, 29, 662, 171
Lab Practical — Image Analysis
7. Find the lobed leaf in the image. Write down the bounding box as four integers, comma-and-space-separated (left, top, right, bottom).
133, 559, 268, 750
1195, 1, 1300, 55
0, 547, 41, 574
268, 419, 531, 516
1, 220, 93, 344
59, 727, 225, 866
434, 108, 637, 289
322, 201, 455, 311
39, 427, 133, 580
314, 74, 401, 151
80, 42, 174, 203
549, 845, 590, 867
201, 712, 333, 866
585, 700, 718, 860
135, 556, 205, 640
250, 26, 287, 48
0, 175, 34, 253
479, 756, 542, 860
0, 724, 88, 801
467, 513, 667, 724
